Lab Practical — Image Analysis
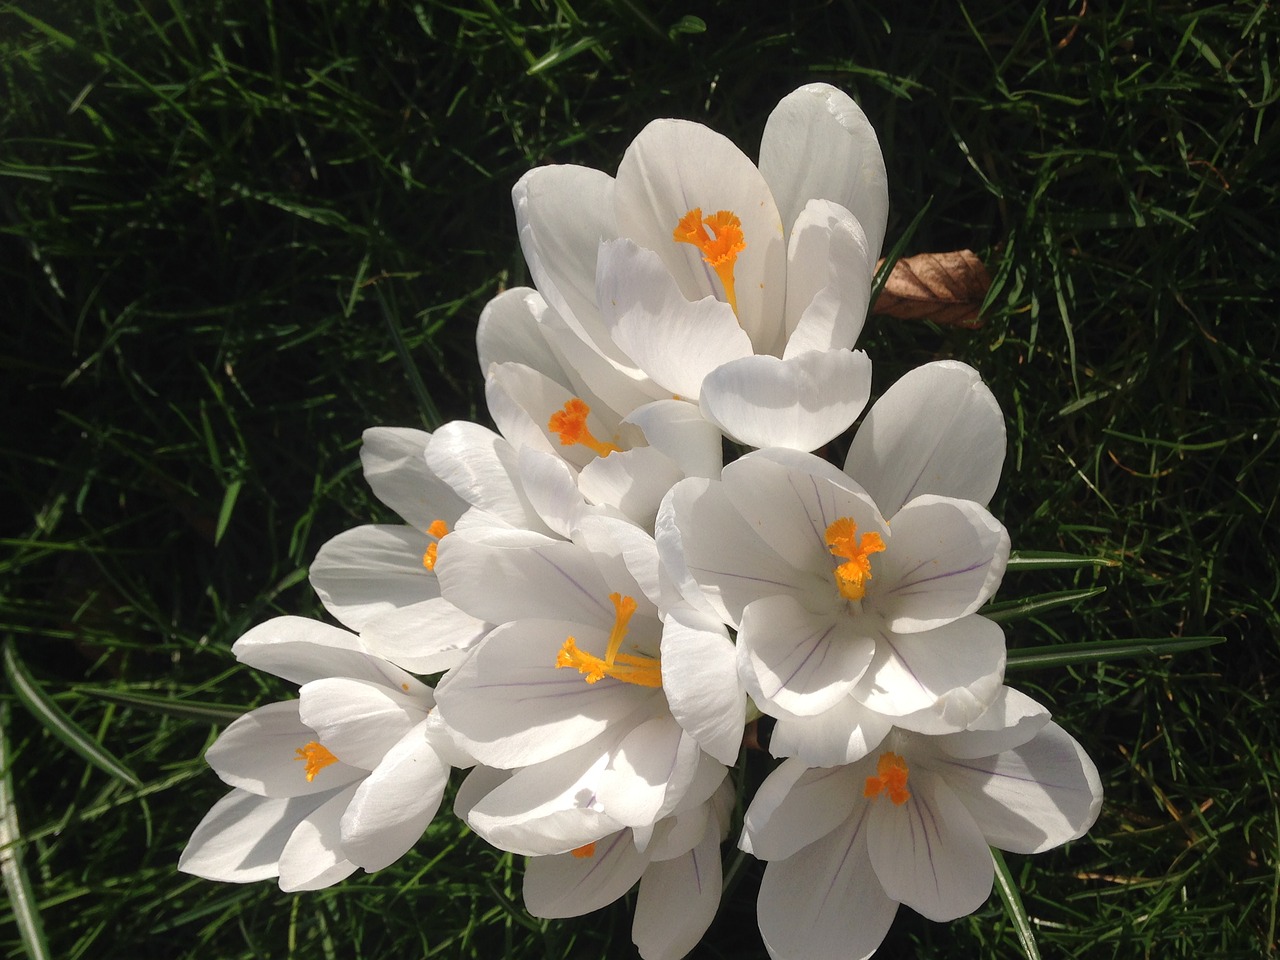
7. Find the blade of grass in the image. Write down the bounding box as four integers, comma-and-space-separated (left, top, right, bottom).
2, 641, 142, 790
73, 687, 248, 724
1006, 551, 1120, 571
991, 847, 1040, 960
1007, 635, 1225, 670
983, 586, 1106, 623
0, 703, 53, 960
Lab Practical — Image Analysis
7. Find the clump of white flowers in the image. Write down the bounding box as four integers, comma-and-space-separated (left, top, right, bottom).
181, 84, 1101, 960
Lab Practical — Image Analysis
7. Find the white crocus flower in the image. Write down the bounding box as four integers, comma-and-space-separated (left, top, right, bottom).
432, 514, 738, 832
741, 688, 1103, 960
477, 286, 723, 532
513, 82, 887, 451
179, 617, 469, 890
661, 361, 1010, 764
308, 427, 488, 673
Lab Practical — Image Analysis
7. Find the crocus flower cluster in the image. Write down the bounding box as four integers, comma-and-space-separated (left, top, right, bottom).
180, 84, 1102, 959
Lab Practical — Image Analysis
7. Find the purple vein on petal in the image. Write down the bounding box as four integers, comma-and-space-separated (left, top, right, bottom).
890, 559, 988, 593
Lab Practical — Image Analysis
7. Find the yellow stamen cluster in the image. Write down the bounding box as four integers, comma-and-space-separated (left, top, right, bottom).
555, 593, 662, 688
548, 398, 621, 458
864, 751, 911, 806
422, 518, 450, 571
294, 741, 339, 782
673, 207, 746, 315
825, 517, 887, 601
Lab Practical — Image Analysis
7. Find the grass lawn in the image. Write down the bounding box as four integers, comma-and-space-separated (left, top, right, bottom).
2, 1, 1277, 957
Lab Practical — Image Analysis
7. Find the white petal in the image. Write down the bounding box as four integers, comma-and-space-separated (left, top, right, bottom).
309, 524, 438, 630
872, 496, 1010, 632
340, 720, 449, 871
845, 360, 1006, 516
595, 714, 692, 828
633, 822, 722, 960
742, 758, 864, 862
931, 720, 1102, 854
699, 349, 872, 452
277, 785, 361, 891
756, 806, 898, 960
483, 361, 578, 465
625, 398, 723, 480
476, 286, 564, 380
770, 697, 892, 767
232, 616, 420, 690
357, 597, 490, 675
577, 446, 684, 529
298, 677, 430, 770
665, 478, 811, 627
867, 773, 993, 921
598, 238, 753, 398
513, 164, 621, 357
434, 620, 660, 767
205, 700, 364, 797
523, 829, 649, 918
852, 616, 1005, 730
516, 446, 594, 539
759, 82, 888, 259
782, 200, 873, 358
660, 606, 744, 765
935, 686, 1051, 759
359, 426, 468, 533
738, 594, 874, 717
179, 789, 328, 883
424, 421, 549, 532
573, 514, 664, 610
614, 119, 786, 354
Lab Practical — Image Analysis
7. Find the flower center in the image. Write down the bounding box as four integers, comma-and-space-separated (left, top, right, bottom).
555, 592, 662, 687
864, 751, 911, 805
570, 842, 596, 859
673, 207, 746, 316
548, 398, 621, 458
422, 519, 450, 571
294, 741, 339, 782
825, 517, 886, 601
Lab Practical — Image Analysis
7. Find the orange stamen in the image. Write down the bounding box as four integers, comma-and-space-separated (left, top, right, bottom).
825, 517, 887, 601
422, 519, 450, 571
555, 593, 661, 688
294, 741, 339, 782
548, 398, 621, 458
864, 751, 911, 805
570, 842, 596, 859
673, 207, 746, 315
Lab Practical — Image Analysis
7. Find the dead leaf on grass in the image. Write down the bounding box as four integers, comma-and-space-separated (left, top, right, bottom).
872, 249, 991, 328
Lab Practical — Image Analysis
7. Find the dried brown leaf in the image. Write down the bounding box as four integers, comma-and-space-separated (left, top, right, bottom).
872, 249, 991, 328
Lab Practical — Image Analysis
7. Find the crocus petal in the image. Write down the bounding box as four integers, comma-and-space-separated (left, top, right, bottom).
205, 700, 364, 797
357, 597, 490, 675
298, 677, 430, 770
756, 806, 898, 960
484, 361, 580, 465
851, 616, 1005, 731
660, 606, 744, 765
595, 713, 696, 828
340, 720, 449, 871
424, 421, 550, 533
597, 238, 753, 399
699, 349, 872, 452
578, 446, 685, 529
935, 686, 1051, 759
845, 360, 1006, 516
309, 524, 438, 630
782, 200, 873, 358
179, 789, 329, 883
277, 785, 361, 892
931, 721, 1103, 854
738, 594, 875, 717
769, 696, 892, 767
759, 82, 889, 259
475, 286, 564, 381
614, 118, 786, 354
359, 426, 468, 534
523, 828, 650, 919
232, 616, 420, 690
872, 496, 1009, 632
625, 398, 723, 481
513, 164, 622, 358
633, 822, 723, 960
434, 620, 660, 768
516, 447, 595, 539
742, 758, 864, 862
867, 774, 993, 921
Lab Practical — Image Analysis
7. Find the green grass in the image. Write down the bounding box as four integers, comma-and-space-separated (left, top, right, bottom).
2, 0, 1277, 956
